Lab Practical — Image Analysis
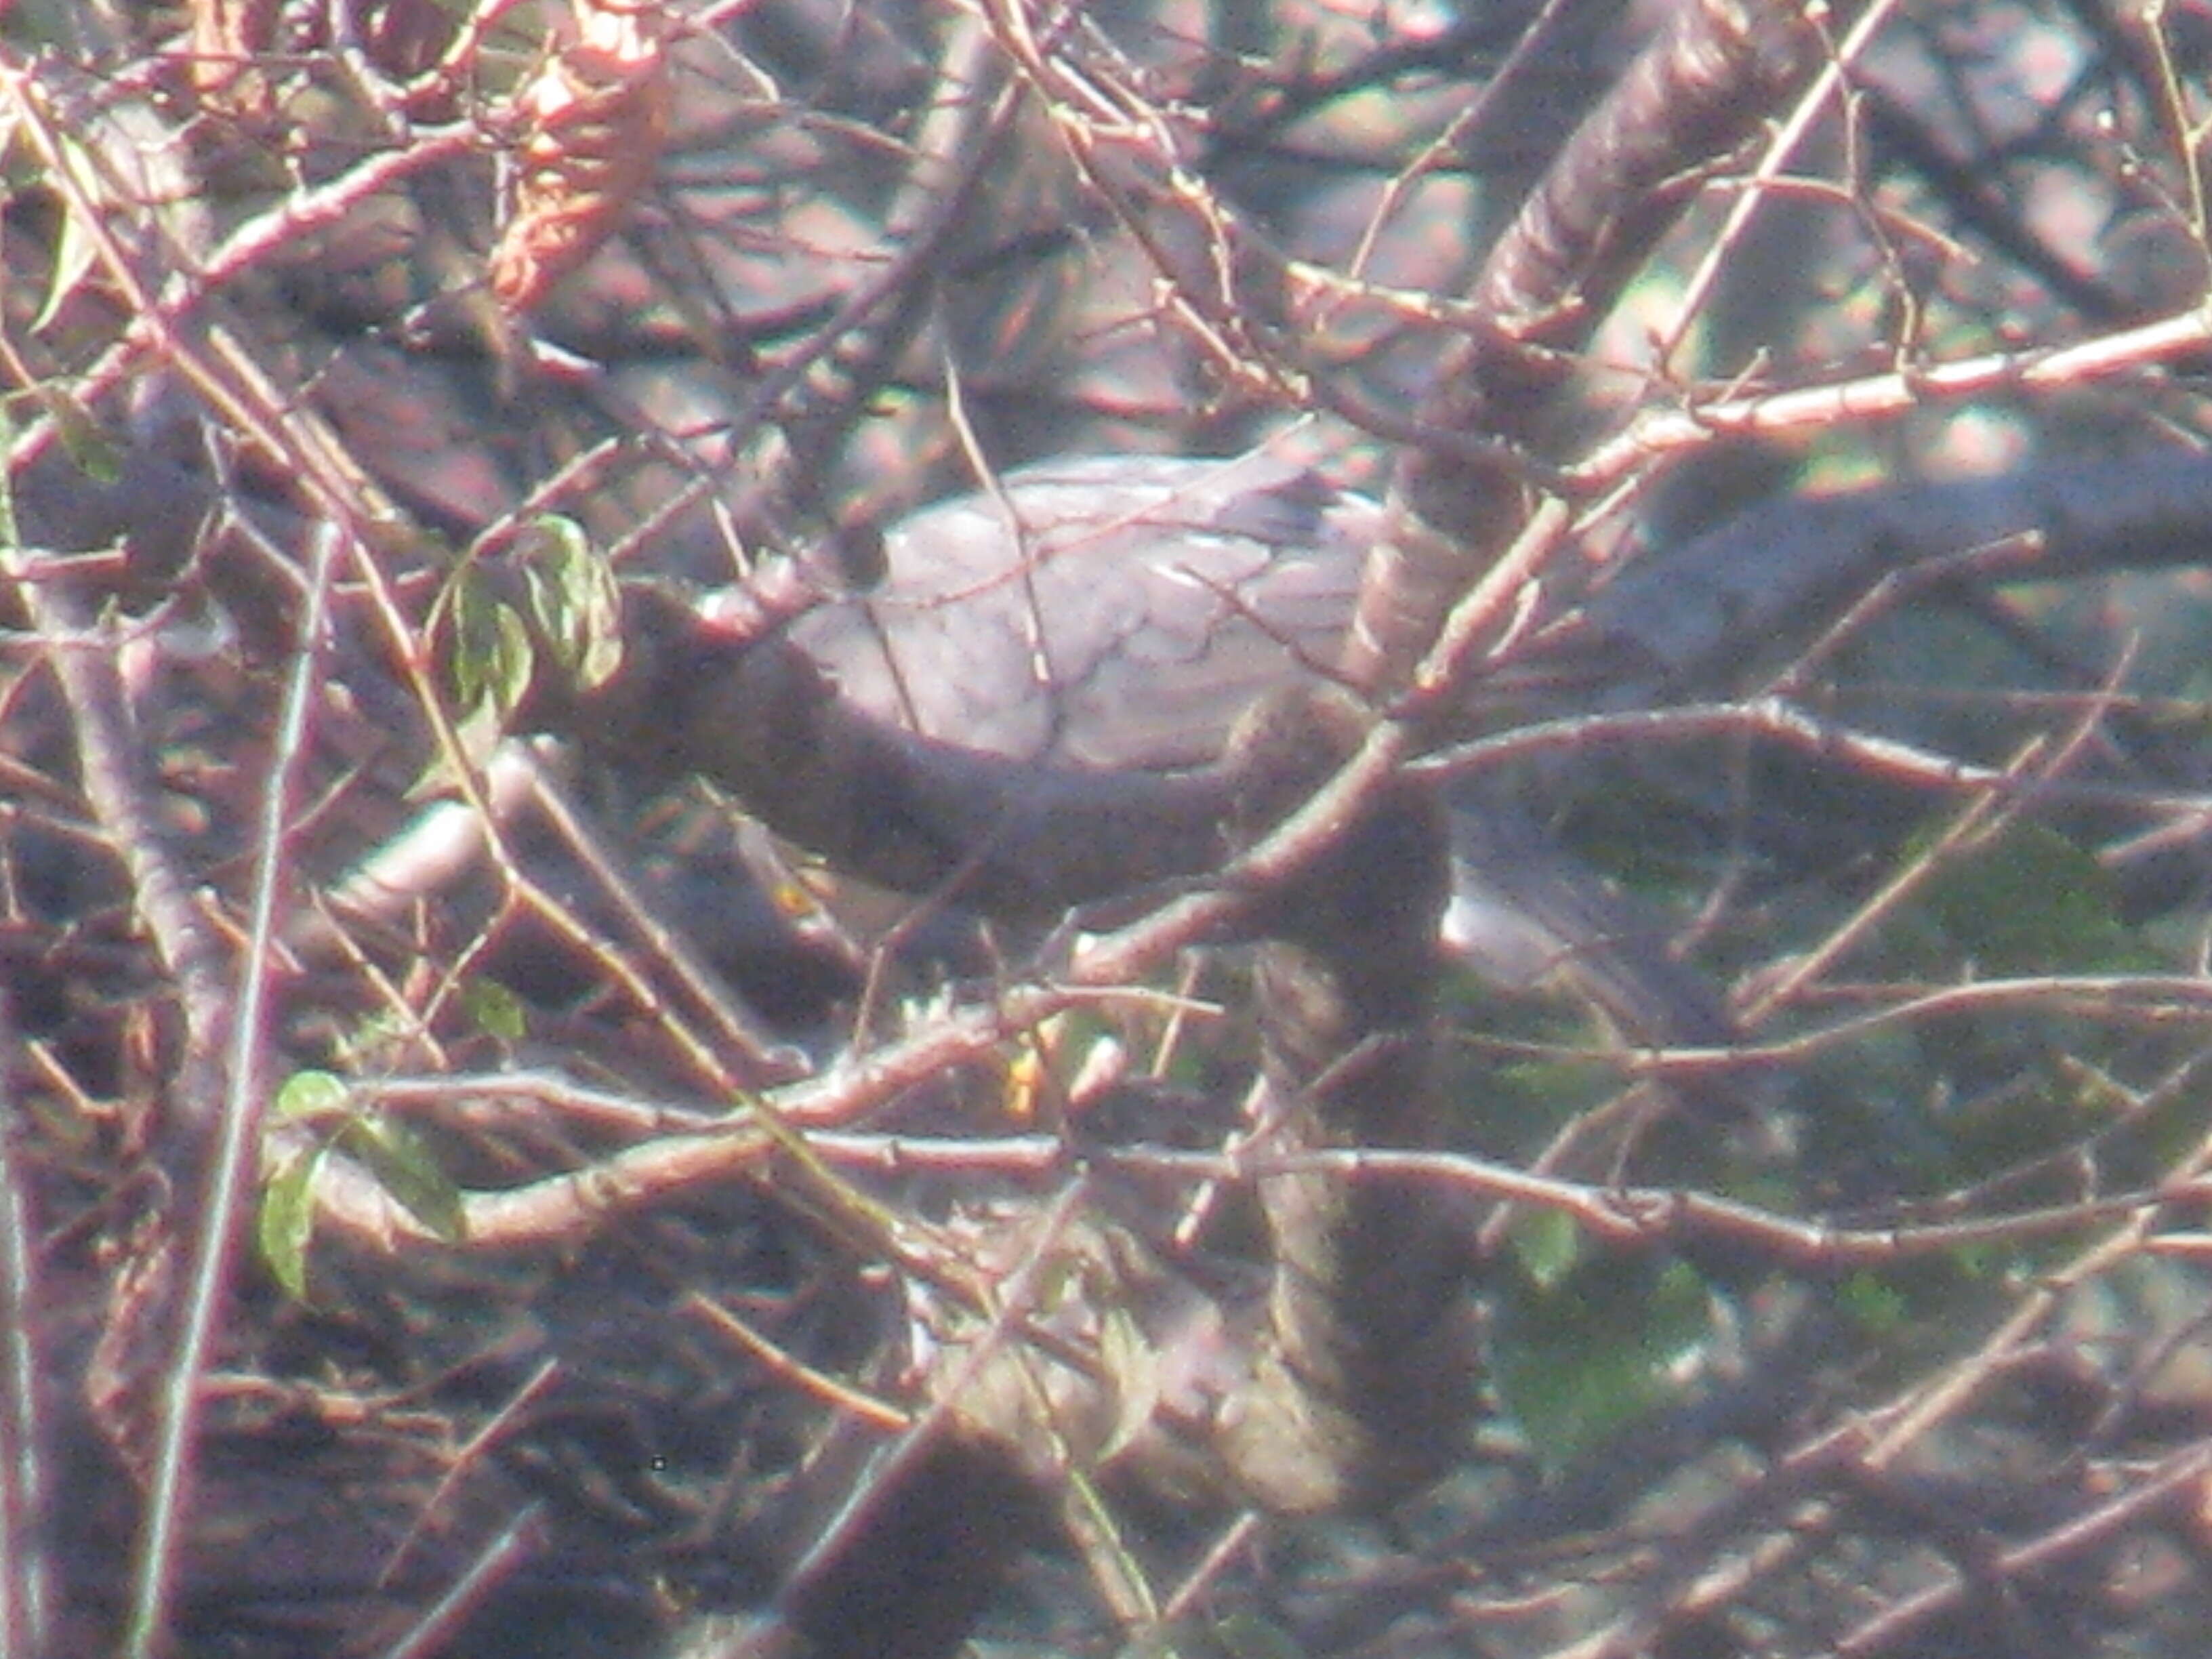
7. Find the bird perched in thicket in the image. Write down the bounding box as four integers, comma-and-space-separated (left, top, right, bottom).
774, 450, 1732, 1054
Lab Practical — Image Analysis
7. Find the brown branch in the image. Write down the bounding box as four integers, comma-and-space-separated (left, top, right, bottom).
1348, 0, 1835, 691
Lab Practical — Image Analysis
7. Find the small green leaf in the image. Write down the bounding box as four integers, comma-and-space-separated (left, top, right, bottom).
46, 395, 121, 484
462, 977, 528, 1040
1097, 1305, 1161, 1463
453, 586, 533, 710
518, 515, 624, 690
337, 1115, 468, 1242
273, 1069, 351, 1120
1509, 1206, 1585, 1291
30, 140, 103, 335
436, 569, 537, 764
258, 1145, 327, 1300
1915, 823, 2145, 976
1491, 1255, 1713, 1471
1837, 1271, 1909, 1333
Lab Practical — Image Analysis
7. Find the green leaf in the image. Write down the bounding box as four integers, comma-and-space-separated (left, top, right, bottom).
1491, 1256, 1712, 1471
45, 394, 121, 484
336, 1115, 468, 1242
457, 583, 534, 711
445, 583, 535, 765
30, 137, 103, 335
272, 1069, 351, 1120
1097, 1304, 1162, 1464
440, 574, 535, 766
461, 976, 529, 1041
258, 1145, 328, 1300
1914, 822, 2146, 976
1837, 1271, 1909, 1333
1508, 1205, 1585, 1292
518, 515, 624, 690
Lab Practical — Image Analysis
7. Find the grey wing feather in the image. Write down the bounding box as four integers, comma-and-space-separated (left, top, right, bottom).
1441, 793, 1736, 1048
787, 455, 1376, 771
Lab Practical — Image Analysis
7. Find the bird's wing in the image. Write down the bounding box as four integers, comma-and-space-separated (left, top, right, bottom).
786, 455, 1376, 771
